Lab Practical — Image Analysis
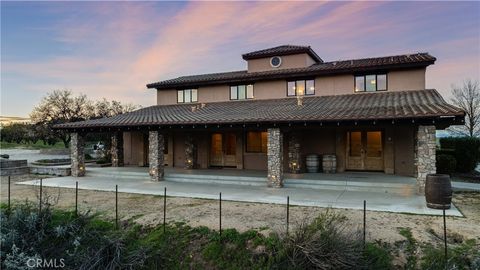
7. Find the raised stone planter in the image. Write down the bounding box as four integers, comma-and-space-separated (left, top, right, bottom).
30, 166, 71, 176
0, 159, 29, 176
31, 158, 71, 166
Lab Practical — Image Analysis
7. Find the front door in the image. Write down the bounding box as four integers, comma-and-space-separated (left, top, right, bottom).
210, 133, 237, 167
346, 131, 383, 171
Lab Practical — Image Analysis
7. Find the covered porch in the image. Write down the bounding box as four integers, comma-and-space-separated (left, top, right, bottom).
17, 166, 462, 216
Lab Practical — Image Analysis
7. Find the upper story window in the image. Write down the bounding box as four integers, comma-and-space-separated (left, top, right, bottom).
355, 74, 387, 92
177, 89, 198, 103
230, 84, 254, 100
287, 79, 315, 96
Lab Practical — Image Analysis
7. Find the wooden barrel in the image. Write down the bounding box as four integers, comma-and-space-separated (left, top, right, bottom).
322, 154, 337, 173
425, 174, 452, 209
306, 154, 320, 173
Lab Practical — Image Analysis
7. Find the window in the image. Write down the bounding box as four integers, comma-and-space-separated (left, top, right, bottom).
177, 89, 198, 103
246, 131, 267, 153
354, 74, 387, 92
287, 79, 315, 96
230, 84, 254, 100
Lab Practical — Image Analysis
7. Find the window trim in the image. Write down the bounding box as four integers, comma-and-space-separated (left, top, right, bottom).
177, 89, 198, 103
230, 84, 255, 100
286, 79, 315, 97
354, 74, 388, 93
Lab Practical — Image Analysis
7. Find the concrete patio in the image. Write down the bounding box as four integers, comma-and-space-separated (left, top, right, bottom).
18, 167, 462, 216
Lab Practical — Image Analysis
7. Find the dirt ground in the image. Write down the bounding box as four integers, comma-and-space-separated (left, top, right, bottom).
2, 174, 479, 248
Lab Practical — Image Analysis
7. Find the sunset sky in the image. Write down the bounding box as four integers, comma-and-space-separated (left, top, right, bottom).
1, 1, 479, 117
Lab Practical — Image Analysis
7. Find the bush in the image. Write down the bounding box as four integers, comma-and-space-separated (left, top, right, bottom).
364, 242, 393, 270
282, 211, 365, 269
439, 137, 480, 173
421, 239, 480, 270
436, 154, 457, 175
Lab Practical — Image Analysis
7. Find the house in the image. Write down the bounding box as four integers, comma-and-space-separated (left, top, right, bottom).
55, 45, 464, 192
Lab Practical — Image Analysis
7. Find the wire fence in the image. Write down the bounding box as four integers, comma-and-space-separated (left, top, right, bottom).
4, 175, 450, 259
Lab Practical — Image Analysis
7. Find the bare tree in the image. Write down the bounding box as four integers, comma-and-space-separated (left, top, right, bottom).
449, 79, 480, 137
30, 90, 94, 148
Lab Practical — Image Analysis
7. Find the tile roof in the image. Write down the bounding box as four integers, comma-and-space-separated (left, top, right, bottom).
241, 45, 323, 62
55, 89, 463, 129
147, 53, 436, 90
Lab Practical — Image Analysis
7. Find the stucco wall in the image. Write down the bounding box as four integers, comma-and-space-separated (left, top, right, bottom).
156, 68, 427, 105
247, 53, 316, 73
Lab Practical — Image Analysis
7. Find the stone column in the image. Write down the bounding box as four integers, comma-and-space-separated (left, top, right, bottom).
267, 128, 284, 188
288, 133, 301, 173
148, 131, 165, 181
185, 133, 195, 169
70, 132, 85, 177
111, 132, 124, 167
415, 125, 436, 193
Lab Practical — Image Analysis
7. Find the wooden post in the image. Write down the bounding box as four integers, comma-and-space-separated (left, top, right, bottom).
163, 187, 166, 234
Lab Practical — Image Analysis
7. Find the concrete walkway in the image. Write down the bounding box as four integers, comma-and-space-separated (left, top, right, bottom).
452, 181, 480, 191
18, 174, 462, 217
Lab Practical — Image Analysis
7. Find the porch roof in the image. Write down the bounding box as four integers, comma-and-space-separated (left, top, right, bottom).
54, 89, 464, 130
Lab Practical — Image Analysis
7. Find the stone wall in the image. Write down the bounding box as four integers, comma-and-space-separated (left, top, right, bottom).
267, 128, 283, 187
70, 132, 85, 177
111, 132, 124, 167
148, 131, 165, 181
185, 133, 196, 169
287, 133, 301, 173
415, 125, 436, 193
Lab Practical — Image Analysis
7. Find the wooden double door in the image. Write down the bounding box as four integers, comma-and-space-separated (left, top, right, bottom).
346, 130, 384, 171
210, 133, 237, 167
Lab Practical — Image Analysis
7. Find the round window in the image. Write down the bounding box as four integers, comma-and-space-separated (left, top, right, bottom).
270, 56, 282, 68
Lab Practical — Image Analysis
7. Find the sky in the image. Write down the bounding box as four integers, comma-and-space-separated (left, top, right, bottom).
1, 1, 479, 117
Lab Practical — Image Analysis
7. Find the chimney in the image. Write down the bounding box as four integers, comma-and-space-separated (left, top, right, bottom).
297, 96, 303, 106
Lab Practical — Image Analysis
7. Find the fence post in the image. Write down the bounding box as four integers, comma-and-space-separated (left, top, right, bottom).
115, 185, 118, 230
286, 196, 290, 236
443, 209, 448, 260
219, 192, 222, 237
163, 187, 166, 234
8, 176, 11, 213
75, 181, 78, 217
39, 178, 43, 214
363, 200, 366, 249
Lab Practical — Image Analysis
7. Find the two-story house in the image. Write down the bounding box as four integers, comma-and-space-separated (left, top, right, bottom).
56, 45, 464, 191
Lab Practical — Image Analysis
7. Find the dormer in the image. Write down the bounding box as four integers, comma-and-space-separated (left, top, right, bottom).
242, 45, 323, 73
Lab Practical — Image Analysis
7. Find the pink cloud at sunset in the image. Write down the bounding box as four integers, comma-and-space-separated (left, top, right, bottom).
1, 1, 479, 117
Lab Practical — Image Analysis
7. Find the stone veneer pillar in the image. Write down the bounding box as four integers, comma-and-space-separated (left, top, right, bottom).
70, 132, 85, 177
288, 133, 301, 173
415, 125, 436, 193
185, 134, 195, 169
148, 131, 165, 181
267, 128, 284, 188
111, 132, 124, 167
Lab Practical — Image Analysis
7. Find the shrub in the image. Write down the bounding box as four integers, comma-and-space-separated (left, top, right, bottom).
436, 154, 457, 175
282, 210, 365, 269
364, 242, 393, 270
439, 137, 480, 173
420, 239, 480, 270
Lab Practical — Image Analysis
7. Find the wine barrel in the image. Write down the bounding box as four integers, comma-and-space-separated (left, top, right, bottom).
322, 154, 337, 173
425, 174, 452, 209
306, 154, 320, 173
